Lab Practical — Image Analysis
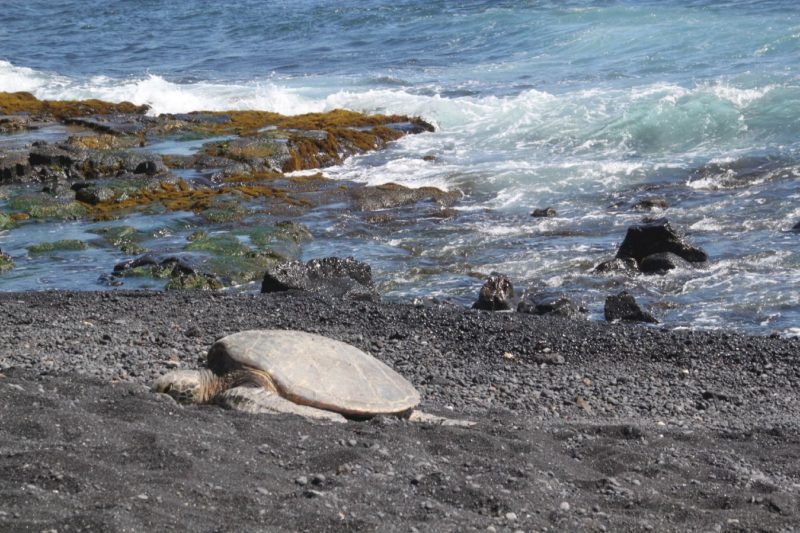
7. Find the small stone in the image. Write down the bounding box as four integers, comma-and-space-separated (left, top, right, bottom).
505, 512, 518, 520
559, 501, 570, 512
256, 487, 269, 495
347, 439, 357, 447
311, 474, 326, 486
295, 476, 308, 486
303, 489, 324, 498
136, 493, 148, 500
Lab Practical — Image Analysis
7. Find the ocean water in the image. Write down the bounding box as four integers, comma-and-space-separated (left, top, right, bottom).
1, 0, 799, 334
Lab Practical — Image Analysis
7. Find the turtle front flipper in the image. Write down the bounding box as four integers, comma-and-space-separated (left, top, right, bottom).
152, 369, 217, 404
408, 410, 476, 427
216, 386, 347, 423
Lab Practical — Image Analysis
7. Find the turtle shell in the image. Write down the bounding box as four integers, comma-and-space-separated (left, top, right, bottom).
207, 330, 420, 417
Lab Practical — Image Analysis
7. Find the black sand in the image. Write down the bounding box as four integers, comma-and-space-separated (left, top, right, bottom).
1, 291, 799, 531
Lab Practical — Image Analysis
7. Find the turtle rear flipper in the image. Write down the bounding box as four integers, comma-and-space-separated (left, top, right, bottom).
216, 386, 347, 423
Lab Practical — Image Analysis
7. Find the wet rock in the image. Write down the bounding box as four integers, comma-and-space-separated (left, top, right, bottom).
73, 183, 115, 205
531, 207, 557, 218
64, 114, 149, 135
604, 291, 657, 323
134, 158, 167, 176
0, 151, 32, 183
594, 257, 637, 274
350, 182, 460, 211
261, 257, 379, 302
112, 254, 223, 290
386, 121, 435, 134
202, 136, 291, 172
633, 197, 668, 211
616, 218, 708, 264
639, 252, 692, 274
517, 293, 587, 320
28, 142, 80, 167
27, 240, 89, 254
792, 221, 800, 232
0, 114, 30, 133
472, 272, 516, 311
0, 249, 13, 273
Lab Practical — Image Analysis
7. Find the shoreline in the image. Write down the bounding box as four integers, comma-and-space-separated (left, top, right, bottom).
2, 290, 799, 530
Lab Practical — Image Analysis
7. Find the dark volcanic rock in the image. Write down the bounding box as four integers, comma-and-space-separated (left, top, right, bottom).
633, 197, 668, 211
792, 221, 800, 232
472, 272, 516, 311
616, 218, 708, 264
386, 121, 435, 134
28, 142, 80, 167
517, 293, 587, 320
531, 207, 557, 218
639, 252, 692, 274
261, 257, 379, 302
72, 183, 115, 204
112, 254, 222, 290
133, 158, 167, 176
604, 291, 657, 323
350, 183, 460, 211
594, 257, 637, 274
0, 151, 32, 183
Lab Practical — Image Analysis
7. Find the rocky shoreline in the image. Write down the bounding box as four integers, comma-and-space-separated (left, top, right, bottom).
1, 290, 800, 531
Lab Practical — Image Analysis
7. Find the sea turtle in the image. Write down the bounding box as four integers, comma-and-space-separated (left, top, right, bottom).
153, 329, 471, 425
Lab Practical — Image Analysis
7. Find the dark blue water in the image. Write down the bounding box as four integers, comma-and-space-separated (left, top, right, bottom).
1, 1, 799, 334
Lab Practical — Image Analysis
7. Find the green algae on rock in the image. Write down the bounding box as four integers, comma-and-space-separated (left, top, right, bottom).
0, 212, 14, 230
27, 240, 90, 254
0, 250, 13, 273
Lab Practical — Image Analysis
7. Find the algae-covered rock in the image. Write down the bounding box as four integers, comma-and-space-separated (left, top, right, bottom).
0, 213, 14, 230
28, 240, 89, 254
350, 183, 460, 211
184, 233, 286, 284
89, 225, 149, 255
0, 250, 13, 273
7, 192, 87, 220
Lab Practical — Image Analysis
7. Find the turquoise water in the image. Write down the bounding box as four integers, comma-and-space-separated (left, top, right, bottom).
1, 1, 799, 334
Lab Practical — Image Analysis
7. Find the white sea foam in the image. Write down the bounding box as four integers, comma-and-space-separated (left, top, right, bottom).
2, 60, 798, 204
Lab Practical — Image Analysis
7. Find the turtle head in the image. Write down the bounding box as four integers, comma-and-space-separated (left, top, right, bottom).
152, 369, 217, 404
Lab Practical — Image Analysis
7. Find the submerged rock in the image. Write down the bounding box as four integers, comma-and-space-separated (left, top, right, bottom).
531, 207, 557, 218
792, 221, 800, 232
604, 292, 657, 324
472, 272, 516, 312
350, 182, 460, 211
517, 293, 587, 320
27, 240, 89, 254
616, 218, 707, 264
0, 249, 13, 273
594, 257, 637, 274
261, 257, 379, 302
632, 197, 669, 211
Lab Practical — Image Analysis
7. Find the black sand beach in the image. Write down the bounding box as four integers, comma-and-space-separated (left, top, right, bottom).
1, 291, 799, 531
